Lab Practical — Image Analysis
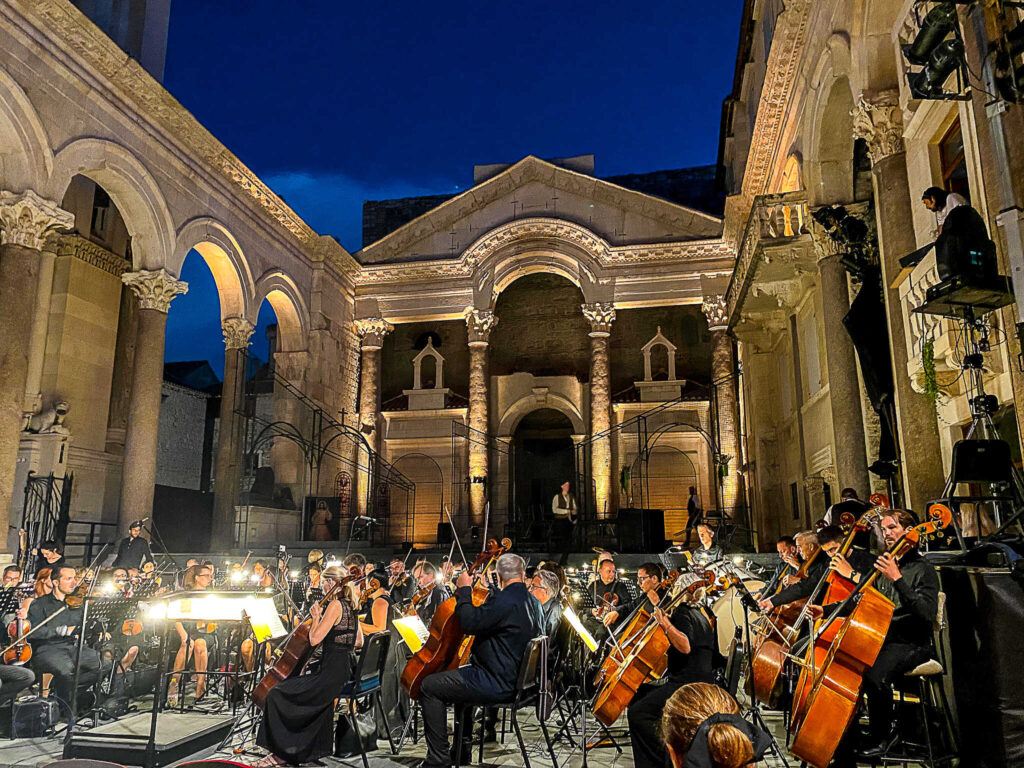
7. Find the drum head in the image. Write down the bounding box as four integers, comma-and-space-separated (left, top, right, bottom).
711, 579, 765, 657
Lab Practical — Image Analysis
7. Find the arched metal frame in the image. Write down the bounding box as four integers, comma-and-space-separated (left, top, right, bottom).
387, 452, 447, 544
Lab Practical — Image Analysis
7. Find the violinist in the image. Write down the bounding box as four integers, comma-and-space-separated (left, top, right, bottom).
112, 520, 153, 572
756, 529, 838, 611
410, 563, 446, 625
0, 565, 23, 625
690, 524, 723, 567
823, 510, 939, 760
27, 566, 111, 706
626, 579, 716, 768
528, 569, 562, 638
102, 568, 141, 674
302, 563, 324, 611
418, 553, 543, 768
34, 540, 65, 577
168, 563, 214, 706
587, 556, 633, 637
359, 568, 405, 736
760, 536, 798, 596
388, 556, 414, 603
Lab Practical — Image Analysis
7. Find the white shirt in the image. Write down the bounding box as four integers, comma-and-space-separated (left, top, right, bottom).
552, 492, 577, 518
937, 192, 967, 229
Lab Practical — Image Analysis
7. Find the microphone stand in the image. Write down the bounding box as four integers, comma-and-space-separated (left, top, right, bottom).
143, 518, 179, 572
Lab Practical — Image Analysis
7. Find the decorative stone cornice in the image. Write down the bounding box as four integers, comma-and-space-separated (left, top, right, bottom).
0, 190, 73, 250
701, 294, 728, 331
852, 91, 905, 164
465, 308, 498, 346
16, 0, 317, 246
354, 317, 394, 350
53, 233, 128, 276
222, 317, 255, 350
582, 303, 616, 337
122, 268, 188, 313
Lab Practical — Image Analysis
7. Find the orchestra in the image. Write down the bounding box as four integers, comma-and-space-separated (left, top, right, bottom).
0, 503, 964, 768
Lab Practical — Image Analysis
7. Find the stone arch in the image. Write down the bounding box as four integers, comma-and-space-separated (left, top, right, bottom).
47, 138, 175, 269
497, 395, 586, 437
172, 217, 255, 320
253, 270, 309, 352
852, 0, 904, 94
806, 75, 856, 205
463, 218, 611, 308
0, 66, 51, 192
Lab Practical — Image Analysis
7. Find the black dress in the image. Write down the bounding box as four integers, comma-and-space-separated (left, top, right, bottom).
257, 599, 357, 765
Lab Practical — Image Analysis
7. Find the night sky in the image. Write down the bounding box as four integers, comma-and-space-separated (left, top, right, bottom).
161, 1, 744, 376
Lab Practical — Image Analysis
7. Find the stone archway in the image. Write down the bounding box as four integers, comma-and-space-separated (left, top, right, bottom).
172, 217, 255, 320
0, 66, 51, 192
511, 408, 576, 540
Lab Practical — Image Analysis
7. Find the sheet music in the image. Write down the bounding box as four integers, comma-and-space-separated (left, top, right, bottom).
394, 615, 429, 653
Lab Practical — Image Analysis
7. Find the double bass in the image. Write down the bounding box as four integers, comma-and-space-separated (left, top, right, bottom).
400, 537, 510, 699
253, 565, 364, 709
788, 504, 952, 768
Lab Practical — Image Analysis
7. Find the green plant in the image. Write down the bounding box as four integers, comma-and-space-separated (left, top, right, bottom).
921, 336, 939, 405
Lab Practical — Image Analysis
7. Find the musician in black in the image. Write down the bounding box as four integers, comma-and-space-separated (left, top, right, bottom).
690, 524, 723, 567
27, 566, 111, 706
856, 510, 939, 758
757, 529, 827, 611
760, 536, 799, 595
388, 555, 414, 604
418, 553, 543, 768
0, 564, 23, 625
626, 588, 716, 768
586, 556, 633, 638
34, 540, 65, 577
112, 520, 153, 571
528, 568, 562, 638
412, 562, 447, 626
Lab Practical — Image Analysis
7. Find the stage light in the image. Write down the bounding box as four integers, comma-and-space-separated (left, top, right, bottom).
900, 3, 966, 100
102, 581, 116, 595
902, 3, 957, 65
289, 570, 299, 578
230, 570, 244, 583
909, 39, 965, 98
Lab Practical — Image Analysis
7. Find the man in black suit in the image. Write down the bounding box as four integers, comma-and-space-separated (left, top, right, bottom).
112, 520, 153, 571
418, 553, 543, 767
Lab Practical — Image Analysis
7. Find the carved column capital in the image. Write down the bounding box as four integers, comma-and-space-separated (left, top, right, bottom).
581, 302, 616, 337
222, 316, 255, 350
0, 190, 74, 250
808, 217, 845, 262
465, 308, 498, 346
122, 268, 188, 313
852, 91, 905, 163
701, 294, 729, 331
354, 317, 394, 350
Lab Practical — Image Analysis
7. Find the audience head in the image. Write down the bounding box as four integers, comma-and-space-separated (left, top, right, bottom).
660, 683, 769, 768
922, 186, 949, 211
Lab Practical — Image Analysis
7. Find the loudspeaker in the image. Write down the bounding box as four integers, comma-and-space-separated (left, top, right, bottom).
950, 439, 1014, 485
13, 695, 59, 737
936, 559, 1024, 766
616, 508, 667, 553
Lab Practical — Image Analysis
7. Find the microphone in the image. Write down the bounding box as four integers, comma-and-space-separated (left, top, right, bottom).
356, 515, 378, 524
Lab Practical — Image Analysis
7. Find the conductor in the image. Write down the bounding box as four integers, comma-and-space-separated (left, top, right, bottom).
112, 520, 153, 571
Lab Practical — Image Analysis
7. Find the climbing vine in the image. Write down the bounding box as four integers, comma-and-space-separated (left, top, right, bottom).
921, 336, 939, 406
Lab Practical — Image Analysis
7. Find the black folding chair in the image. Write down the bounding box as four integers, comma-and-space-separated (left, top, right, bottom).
336, 632, 395, 768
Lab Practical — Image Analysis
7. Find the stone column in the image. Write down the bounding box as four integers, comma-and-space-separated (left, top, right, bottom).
811, 219, 870, 495
211, 317, 254, 549
582, 303, 615, 518
354, 318, 393, 516
853, 92, 945, 510
0, 191, 74, 550
22, 235, 59, 420
465, 309, 497, 526
119, 269, 188, 532
702, 294, 746, 518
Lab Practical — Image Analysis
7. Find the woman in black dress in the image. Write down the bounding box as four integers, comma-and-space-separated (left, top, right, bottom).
358, 568, 406, 739
255, 565, 363, 767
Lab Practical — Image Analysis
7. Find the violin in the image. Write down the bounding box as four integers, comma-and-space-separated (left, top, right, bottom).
593, 591, 620, 621
401, 537, 511, 699
3, 616, 31, 665
405, 583, 433, 617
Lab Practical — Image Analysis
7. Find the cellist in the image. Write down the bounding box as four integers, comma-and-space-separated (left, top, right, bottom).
625, 579, 716, 768
814, 509, 939, 761
757, 528, 842, 611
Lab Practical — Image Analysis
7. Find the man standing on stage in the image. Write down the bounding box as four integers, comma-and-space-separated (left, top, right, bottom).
418, 553, 543, 767
112, 520, 153, 571
28, 566, 111, 706
550, 480, 577, 558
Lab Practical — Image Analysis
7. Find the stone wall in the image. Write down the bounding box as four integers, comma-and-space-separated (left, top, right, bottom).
155, 381, 211, 490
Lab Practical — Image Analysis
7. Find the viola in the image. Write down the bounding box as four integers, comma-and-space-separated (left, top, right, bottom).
401, 537, 511, 699
3, 616, 31, 665
788, 504, 952, 768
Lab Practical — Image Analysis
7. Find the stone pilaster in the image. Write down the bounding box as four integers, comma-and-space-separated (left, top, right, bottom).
853, 91, 945, 509
465, 309, 497, 525
702, 294, 746, 521
810, 217, 870, 496
22, 234, 59, 420
354, 318, 393, 516
0, 191, 73, 551
119, 269, 188, 532
211, 317, 254, 549
582, 302, 615, 518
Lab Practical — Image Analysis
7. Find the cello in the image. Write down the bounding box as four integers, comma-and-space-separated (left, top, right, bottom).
787, 504, 952, 768
253, 565, 364, 709
400, 537, 511, 699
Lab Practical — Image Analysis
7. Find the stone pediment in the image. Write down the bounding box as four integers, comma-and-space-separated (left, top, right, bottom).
357, 156, 723, 265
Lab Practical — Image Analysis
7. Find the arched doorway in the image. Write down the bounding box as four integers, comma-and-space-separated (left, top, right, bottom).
512, 408, 575, 540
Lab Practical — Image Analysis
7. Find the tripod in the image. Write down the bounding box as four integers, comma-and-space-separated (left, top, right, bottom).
936, 306, 1024, 542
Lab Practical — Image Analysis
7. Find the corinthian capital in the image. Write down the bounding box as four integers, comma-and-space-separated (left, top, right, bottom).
0, 190, 74, 250
701, 294, 729, 331
354, 317, 394, 350
222, 316, 255, 350
581, 302, 616, 336
852, 91, 905, 163
465, 308, 498, 345
122, 268, 188, 313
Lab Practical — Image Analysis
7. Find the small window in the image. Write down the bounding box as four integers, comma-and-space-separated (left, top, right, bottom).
938, 119, 970, 200
790, 482, 800, 520
91, 185, 111, 240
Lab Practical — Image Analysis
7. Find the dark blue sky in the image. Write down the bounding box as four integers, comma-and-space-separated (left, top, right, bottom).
162, 1, 744, 375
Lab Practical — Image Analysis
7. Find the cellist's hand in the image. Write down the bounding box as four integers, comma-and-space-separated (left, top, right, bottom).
310, 602, 322, 625
782, 575, 799, 587
875, 553, 901, 582
455, 571, 473, 589
830, 553, 854, 580
807, 605, 824, 621
757, 598, 773, 611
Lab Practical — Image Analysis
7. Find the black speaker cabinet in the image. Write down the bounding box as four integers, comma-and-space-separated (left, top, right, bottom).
936, 556, 1024, 766
616, 508, 667, 553
950, 439, 1014, 485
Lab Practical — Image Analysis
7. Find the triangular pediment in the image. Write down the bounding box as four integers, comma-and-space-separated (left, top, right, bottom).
358, 156, 723, 265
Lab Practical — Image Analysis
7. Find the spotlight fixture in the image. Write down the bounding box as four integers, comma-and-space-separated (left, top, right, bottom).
994, 16, 1024, 103
901, 2, 967, 100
